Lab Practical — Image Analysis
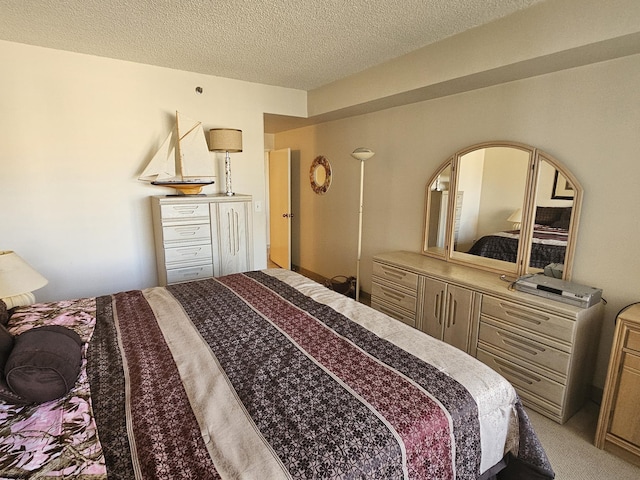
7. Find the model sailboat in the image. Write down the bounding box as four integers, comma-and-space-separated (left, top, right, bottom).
139, 111, 215, 195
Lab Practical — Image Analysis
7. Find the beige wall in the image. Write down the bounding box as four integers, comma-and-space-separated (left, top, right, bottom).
0, 40, 306, 301
275, 53, 640, 388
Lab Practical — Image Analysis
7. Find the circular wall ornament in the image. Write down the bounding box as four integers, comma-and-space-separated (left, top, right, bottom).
310, 155, 332, 194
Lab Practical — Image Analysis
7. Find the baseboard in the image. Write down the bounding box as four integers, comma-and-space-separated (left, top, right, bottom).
590, 385, 603, 405
292, 264, 370, 305
292, 265, 327, 285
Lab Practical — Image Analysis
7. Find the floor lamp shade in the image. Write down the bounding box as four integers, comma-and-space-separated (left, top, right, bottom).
350, 148, 375, 302
209, 128, 243, 196
0, 251, 48, 308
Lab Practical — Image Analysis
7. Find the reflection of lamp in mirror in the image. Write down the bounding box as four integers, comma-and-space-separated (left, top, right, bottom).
0, 251, 48, 309
507, 208, 522, 230
351, 147, 375, 302
209, 128, 243, 196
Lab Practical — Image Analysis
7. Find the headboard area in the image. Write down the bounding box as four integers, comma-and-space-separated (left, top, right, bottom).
535, 207, 572, 230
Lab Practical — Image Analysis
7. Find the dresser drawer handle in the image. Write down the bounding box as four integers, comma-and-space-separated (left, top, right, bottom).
379, 285, 406, 302
380, 266, 407, 281
172, 206, 198, 214
174, 227, 202, 236
175, 247, 204, 258
500, 304, 550, 325
496, 331, 546, 356
378, 305, 406, 321
492, 357, 541, 385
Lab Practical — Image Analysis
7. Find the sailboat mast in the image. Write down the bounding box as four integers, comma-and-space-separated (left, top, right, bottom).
175, 111, 184, 179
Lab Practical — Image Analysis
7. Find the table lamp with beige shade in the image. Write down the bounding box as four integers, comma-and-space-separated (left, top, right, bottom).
0, 251, 48, 309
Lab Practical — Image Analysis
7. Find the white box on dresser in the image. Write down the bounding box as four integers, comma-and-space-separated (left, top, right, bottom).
151, 194, 253, 286
372, 251, 603, 424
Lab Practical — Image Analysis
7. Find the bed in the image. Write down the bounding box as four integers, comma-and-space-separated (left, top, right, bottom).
0, 269, 554, 479
467, 207, 571, 268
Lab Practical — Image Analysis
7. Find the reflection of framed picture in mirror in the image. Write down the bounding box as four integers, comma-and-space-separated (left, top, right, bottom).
552, 170, 574, 199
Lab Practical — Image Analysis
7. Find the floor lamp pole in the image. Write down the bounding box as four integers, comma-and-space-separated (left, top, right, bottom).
351, 147, 375, 302
356, 159, 365, 302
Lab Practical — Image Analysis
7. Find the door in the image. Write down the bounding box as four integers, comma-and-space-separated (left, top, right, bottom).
268, 148, 291, 269
421, 277, 447, 339
421, 277, 475, 353
441, 284, 474, 352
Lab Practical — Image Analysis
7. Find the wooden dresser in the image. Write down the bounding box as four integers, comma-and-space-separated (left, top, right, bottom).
151, 194, 253, 285
371, 251, 603, 424
595, 304, 640, 467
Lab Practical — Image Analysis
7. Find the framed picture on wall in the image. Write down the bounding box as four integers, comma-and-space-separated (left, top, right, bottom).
552, 170, 574, 199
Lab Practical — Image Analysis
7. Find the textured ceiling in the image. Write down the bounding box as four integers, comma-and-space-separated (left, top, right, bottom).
0, 0, 546, 91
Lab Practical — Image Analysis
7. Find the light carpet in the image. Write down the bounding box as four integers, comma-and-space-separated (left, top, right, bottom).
526, 401, 640, 479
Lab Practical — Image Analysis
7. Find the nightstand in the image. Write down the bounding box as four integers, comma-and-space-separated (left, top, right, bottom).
595, 303, 640, 467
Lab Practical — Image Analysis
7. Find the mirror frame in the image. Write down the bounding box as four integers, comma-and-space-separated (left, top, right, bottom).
310, 155, 332, 194
422, 141, 582, 280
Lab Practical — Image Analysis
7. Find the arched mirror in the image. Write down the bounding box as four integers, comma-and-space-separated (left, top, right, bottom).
422, 141, 582, 280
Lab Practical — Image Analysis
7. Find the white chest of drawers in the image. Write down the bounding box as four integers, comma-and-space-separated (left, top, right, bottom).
151, 195, 253, 285
372, 251, 603, 424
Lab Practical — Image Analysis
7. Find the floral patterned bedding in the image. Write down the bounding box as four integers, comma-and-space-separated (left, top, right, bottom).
0, 270, 554, 479
0, 298, 105, 477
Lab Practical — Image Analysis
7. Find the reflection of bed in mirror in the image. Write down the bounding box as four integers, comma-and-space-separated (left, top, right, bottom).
467, 207, 571, 268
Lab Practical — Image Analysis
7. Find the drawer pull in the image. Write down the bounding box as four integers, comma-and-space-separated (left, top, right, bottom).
492, 357, 541, 385
378, 305, 405, 321
175, 247, 203, 258
500, 303, 550, 325
174, 207, 196, 214
174, 227, 201, 237
380, 266, 407, 281
497, 331, 546, 356
379, 285, 406, 302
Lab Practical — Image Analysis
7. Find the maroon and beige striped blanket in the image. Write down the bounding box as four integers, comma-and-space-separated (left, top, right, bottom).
1, 269, 554, 479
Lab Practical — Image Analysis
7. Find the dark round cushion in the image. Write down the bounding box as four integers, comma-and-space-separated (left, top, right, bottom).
5, 325, 82, 403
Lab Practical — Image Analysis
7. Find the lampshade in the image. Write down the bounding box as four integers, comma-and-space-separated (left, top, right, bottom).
507, 208, 522, 229
350, 147, 375, 162
0, 251, 48, 308
209, 128, 243, 152
507, 208, 522, 223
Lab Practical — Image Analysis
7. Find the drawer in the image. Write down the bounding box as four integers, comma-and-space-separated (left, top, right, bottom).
372, 262, 419, 291
165, 244, 212, 265
167, 264, 214, 284
163, 223, 211, 244
476, 348, 565, 407
372, 281, 416, 314
161, 203, 210, 220
481, 296, 574, 343
479, 320, 569, 376
371, 298, 416, 328
625, 327, 640, 353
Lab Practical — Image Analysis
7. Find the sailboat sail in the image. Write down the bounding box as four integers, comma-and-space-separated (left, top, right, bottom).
139, 112, 215, 192
139, 132, 177, 182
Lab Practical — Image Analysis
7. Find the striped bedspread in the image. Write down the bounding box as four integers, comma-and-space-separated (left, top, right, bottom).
0, 269, 554, 479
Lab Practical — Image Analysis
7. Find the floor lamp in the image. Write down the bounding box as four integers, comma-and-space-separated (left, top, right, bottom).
351, 147, 375, 302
